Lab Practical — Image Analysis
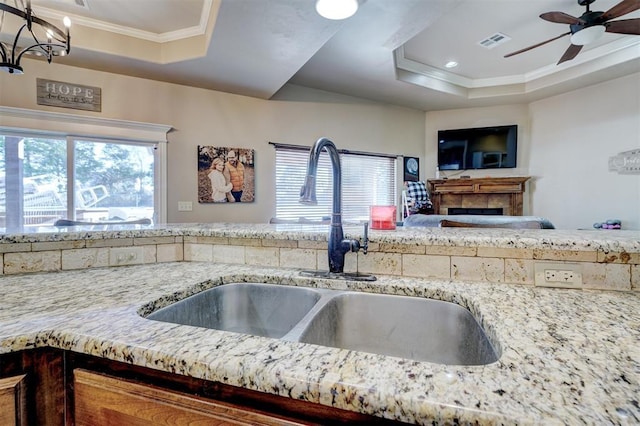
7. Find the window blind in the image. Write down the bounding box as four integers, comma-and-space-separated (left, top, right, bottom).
274, 146, 397, 222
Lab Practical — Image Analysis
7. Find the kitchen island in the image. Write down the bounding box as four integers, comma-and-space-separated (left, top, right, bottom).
0, 224, 638, 424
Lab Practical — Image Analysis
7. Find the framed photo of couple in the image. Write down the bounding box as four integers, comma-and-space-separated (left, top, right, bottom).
198, 146, 255, 203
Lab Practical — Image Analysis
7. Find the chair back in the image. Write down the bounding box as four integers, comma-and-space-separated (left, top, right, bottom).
403, 181, 433, 217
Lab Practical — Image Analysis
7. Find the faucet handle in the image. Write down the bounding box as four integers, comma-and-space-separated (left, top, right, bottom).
344, 222, 368, 255
361, 222, 369, 255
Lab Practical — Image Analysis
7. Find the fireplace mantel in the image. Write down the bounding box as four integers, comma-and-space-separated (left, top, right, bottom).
427, 176, 530, 216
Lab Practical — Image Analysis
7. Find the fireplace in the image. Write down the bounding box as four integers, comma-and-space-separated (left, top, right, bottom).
448, 207, 504, 215
427, 177, 530, 216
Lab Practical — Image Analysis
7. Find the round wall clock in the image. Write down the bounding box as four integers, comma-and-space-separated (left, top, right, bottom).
406, 158, 418, 174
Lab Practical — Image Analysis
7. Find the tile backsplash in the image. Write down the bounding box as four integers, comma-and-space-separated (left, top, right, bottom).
0, 230, 637, 292
183, 237, 638, 291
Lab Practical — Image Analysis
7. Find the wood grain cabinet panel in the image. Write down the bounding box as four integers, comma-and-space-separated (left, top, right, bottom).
1, 349, 405, 426
0, 349, 65, 426
0, 374, 27, 426
73, 369, 303, 426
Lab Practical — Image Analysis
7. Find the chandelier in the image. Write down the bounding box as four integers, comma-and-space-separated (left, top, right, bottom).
0, 0, 70, 74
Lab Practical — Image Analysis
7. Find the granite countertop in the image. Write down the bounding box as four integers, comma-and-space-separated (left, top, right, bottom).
1, 222, 639, 253
0, 261, 638, 424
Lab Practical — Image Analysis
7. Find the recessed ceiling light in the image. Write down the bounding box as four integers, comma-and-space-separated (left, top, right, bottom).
315, 0, 359, 20
445, 61, 458, 68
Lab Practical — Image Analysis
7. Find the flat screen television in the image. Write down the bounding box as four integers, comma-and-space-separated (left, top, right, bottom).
437, 125, 517, 170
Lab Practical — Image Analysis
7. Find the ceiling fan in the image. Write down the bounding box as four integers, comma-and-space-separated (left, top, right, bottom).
504, 0, 640, 64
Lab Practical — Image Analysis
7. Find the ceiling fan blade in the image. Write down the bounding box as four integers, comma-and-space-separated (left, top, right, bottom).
600, 0, 640, 22
504, 32, 570, 58
605, 18, 640, 34
557, 44, 583, 64
540, 11, 584, 24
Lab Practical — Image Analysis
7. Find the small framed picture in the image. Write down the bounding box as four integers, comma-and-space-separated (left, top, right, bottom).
198, 146, 255, 203
403, 157, 419, 182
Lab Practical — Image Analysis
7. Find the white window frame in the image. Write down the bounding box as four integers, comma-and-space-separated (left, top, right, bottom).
0, 106, 171, 223
272, 142, 398, 223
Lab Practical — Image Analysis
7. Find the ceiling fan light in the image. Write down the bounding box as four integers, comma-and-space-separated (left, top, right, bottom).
315, 0, 358, 20
570, 25, 606, 45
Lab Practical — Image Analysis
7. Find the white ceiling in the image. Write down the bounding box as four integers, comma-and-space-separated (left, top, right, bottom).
7, 0, 640, 111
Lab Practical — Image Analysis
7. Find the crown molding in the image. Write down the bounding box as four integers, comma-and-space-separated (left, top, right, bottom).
395, 37, 640, 98
36, 0, 213, 43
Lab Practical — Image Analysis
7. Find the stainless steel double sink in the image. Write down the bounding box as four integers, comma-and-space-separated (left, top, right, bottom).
146, 283, 499, 365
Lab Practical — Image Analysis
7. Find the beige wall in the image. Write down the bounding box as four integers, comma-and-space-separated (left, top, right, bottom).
0, 59, 425, 223
425, 73, 640, 230
528, 73, 640, 230
1, 60, 638, 229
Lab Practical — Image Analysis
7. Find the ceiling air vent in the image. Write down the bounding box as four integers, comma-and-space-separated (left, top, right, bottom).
477, 32, 511, 49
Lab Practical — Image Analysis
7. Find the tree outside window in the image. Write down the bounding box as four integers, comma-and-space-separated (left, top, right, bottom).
0, 135, 155, 229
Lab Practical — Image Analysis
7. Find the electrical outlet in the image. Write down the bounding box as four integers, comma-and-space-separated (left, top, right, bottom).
534, 262, 583, 289
109, 247, 144, 266
178, 201, 192, 211
544, 270, 579, 283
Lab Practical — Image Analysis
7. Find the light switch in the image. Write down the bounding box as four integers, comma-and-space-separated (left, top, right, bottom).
178, 201, 192, 211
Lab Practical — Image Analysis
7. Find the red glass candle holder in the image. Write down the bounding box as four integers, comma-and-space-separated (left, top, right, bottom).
370, 205, 396, 230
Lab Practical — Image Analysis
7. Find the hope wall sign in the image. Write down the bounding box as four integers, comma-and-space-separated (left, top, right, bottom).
37, 79, 102, 112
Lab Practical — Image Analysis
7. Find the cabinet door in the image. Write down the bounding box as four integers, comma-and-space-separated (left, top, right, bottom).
73, 369, 303, 426
0, 374, 27, 426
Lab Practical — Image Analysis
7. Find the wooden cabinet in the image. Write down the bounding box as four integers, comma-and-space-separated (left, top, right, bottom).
0, 349, 65, 426
0, 374, 27, 426
67, 353, 405, 425
427, 176, 530, 216
74, 369, 303, 426
2, 350, 408, 426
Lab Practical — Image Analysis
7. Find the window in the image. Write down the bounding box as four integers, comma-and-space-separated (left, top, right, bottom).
74, 139, 155, 222
274, 144, 397, 222
0, 134, 157, 228
1, 135, 67, 228
0, 106, 170, 229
